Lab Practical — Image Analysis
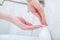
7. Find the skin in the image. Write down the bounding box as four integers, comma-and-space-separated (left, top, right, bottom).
0, 0, 47, 30
27, 0, 48, 26
0, 11, 41, 30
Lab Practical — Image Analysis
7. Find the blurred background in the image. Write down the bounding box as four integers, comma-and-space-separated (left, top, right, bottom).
0, 0, 60, 40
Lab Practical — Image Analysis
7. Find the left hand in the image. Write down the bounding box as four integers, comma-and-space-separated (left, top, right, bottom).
11, 16, 42, 30
27, 0, 47, 26
0, 11, 41, 30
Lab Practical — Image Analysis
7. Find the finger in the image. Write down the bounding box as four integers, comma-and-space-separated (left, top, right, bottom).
27, 1, 44, 22
17, 16, 32, 26
28, 3, 47, 26
31, 25, 42, 29
32, 1, 47, 26
23, 25, 42, 30
32, 0, 44, 12
27, 3, 41, 19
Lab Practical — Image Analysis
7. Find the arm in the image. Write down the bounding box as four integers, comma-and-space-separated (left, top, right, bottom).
0, 11, 41, 30
0, 12, 14, 22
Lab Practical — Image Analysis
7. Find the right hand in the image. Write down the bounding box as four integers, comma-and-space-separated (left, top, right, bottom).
27, 0, 48, 26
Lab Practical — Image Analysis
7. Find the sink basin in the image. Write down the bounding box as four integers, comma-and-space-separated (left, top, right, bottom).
0, 34, 51, 40
0, 27, 51, 40
0, 35, 40, 40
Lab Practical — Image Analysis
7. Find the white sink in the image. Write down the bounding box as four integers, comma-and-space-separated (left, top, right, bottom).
0, 34, 51, 40
0, 27, 51, 40
0, 35, 40, 40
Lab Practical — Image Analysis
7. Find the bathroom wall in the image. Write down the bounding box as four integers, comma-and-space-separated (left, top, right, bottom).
45, 0, 60, 40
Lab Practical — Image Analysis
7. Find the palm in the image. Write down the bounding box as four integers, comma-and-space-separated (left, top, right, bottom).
14, 16, 42, 30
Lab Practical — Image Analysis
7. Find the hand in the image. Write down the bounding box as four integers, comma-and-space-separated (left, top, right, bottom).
12, 16, 42, 30
0, 11, 41, 30
27, 0, 47, 26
